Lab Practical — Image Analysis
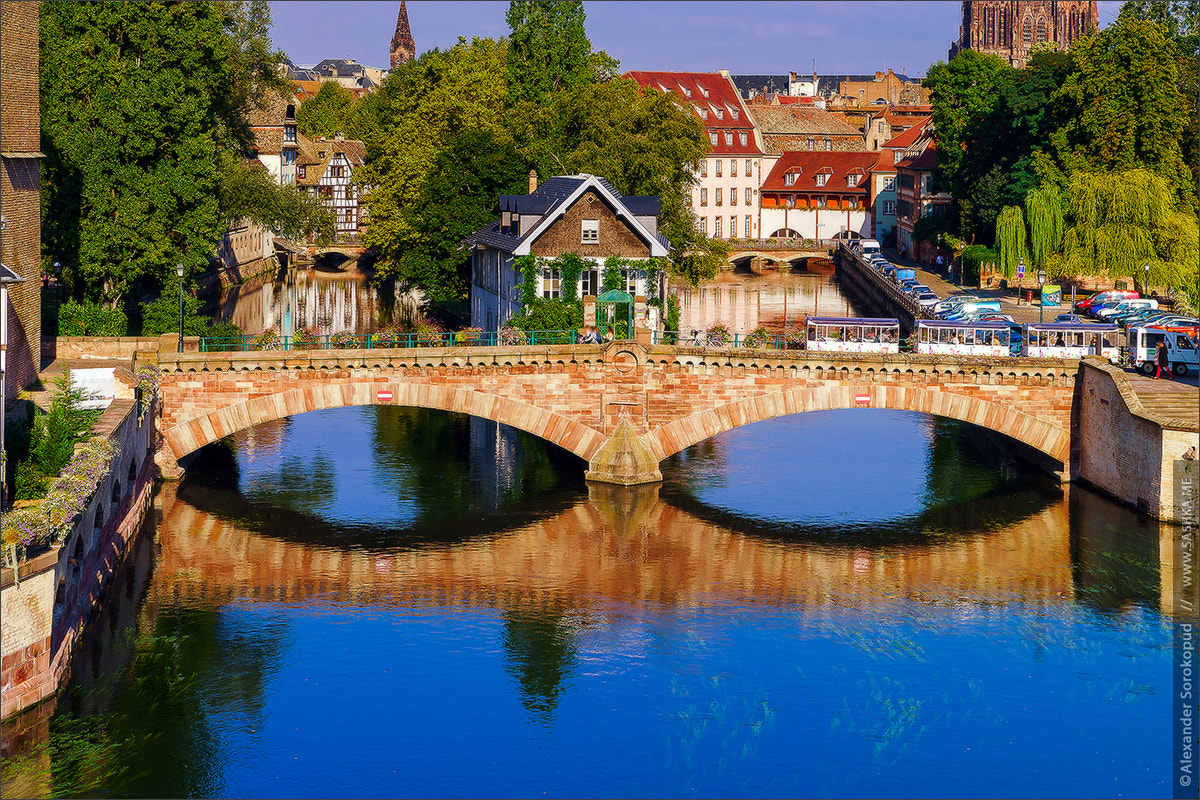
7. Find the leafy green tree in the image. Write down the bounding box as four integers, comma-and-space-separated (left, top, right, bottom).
1024, 184, 1064, 269
220, 0, 295, 152
995, 205, 1028, 278
505, 0, 618, 108
358, 37, 511, 277
391, 126, 530, 304
31, 373, 102, 480
1052, 169, 1198, 308
139, 286, 214, 338
296, 81, 358, 139
1047, 15, 1194, 206
1118, 0, 1200, 192
218, 155, 336, 242
924, 50, 1013, 199
40, 1, 293, 307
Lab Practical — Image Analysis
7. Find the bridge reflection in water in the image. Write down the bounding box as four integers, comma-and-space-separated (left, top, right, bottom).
154, 481, 1078, 612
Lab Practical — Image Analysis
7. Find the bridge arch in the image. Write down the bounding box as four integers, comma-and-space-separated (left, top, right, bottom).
644, 385, 1070, 465
161, 382, 607, 468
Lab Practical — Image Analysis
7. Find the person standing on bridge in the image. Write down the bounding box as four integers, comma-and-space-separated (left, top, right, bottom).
1155, 338, 1173, 380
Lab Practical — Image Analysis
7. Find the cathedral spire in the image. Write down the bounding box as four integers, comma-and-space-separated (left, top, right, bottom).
390, 1, 415, 69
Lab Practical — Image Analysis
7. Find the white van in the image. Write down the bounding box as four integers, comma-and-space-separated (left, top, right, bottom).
1129, 325, 1199, 376
859, 239, 881, 256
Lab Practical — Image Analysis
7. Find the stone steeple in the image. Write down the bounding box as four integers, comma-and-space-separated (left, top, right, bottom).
389, 1, 415, 69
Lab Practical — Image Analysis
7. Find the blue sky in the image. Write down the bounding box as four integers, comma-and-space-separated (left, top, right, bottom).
270, 1, 1125, 78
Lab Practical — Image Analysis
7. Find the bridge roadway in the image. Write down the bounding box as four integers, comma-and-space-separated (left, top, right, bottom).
154, 341, 1079, 486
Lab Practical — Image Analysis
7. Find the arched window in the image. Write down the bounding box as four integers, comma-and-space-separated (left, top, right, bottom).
93, 503, 104, 538
127, 459, 137, 492
999, 9, 1007, 45
1036, 18, 1048, 42
1023, 16, 1033, 43
111, 480, 121, 504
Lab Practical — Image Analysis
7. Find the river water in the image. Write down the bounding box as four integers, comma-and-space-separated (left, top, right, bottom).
0, 271, 1181, 798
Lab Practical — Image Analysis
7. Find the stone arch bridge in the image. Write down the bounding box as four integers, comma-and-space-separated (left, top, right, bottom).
155, 342, 1079, 485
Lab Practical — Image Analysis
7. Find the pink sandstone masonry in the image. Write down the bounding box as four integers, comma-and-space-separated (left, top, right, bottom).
154, 342, 1080, 486
1, 399, 158, 720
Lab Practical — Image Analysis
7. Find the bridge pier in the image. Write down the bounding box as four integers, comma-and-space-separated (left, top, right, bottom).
584, 419, 663, 486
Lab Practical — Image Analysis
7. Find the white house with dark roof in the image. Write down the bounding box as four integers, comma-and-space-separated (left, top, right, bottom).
462, 174, 670, 332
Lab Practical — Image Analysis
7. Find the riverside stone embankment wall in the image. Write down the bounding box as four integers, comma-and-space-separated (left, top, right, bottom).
1, 397, 158, 719
1076, 360, 1199, 523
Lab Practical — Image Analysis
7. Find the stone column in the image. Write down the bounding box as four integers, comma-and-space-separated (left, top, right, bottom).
583, 295, 597, 327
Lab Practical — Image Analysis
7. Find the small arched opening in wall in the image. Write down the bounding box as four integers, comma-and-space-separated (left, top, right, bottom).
111, 479, 121, 506
93, 502, 104, 547
127, 458, 137, 497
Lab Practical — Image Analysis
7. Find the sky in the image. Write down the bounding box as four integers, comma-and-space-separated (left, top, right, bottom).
270, 1, 1126, 78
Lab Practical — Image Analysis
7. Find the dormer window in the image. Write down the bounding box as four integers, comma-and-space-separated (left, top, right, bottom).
784, 173, 797, 187
815, 174, 828, 187
731, 108, 739, 120
701, 87, 709, 98
683, 87, 692, 98
709, 131, 717, 145
724, 132, 733, 146
502, 210, 511, 230
581, 219, 599, 243
739, 132, 747, 146
847, 174, 859, 187
714, 107, 723, 120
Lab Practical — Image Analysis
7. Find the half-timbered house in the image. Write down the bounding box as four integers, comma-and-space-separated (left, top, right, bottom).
299, 135, 368, 237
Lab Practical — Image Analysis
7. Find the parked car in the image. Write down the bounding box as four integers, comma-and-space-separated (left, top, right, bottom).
915, 292, 940, 307
882, 266, 897, 279
932, 295, 978, 315
1096, 299, 1157, 321
1055, 313, 1081, 324
1075, 289, 1139, 313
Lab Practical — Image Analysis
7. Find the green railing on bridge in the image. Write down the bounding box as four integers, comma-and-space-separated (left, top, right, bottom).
198, 330, 582, 353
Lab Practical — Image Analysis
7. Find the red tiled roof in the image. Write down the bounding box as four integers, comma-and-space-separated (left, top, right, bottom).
895, 142, 938, 171
749, 105, 861, 137
882, 116, 932, 150
759, 151, 881, 193
624, 70, 761, 155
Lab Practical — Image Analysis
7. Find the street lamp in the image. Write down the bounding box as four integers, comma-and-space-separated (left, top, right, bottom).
1037, 268, 1047, 323
176, 262, 185, 353
1143, 263, 1149, 294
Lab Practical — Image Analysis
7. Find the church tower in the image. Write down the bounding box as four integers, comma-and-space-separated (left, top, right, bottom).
389, 1, 415, 69
948, 1, 1098, 67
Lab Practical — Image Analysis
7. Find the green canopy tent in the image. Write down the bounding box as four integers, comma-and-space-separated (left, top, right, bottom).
596, 289, 634, 340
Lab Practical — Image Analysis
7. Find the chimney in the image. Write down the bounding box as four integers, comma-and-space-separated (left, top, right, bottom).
529, 169, 538, 193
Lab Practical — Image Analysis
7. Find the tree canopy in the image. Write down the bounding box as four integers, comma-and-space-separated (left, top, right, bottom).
40, 0, 308, 306
1047, 15, 1193, 204
356, 12, 713, 305
504, 0, 618, 108
296, 80, 359, 139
